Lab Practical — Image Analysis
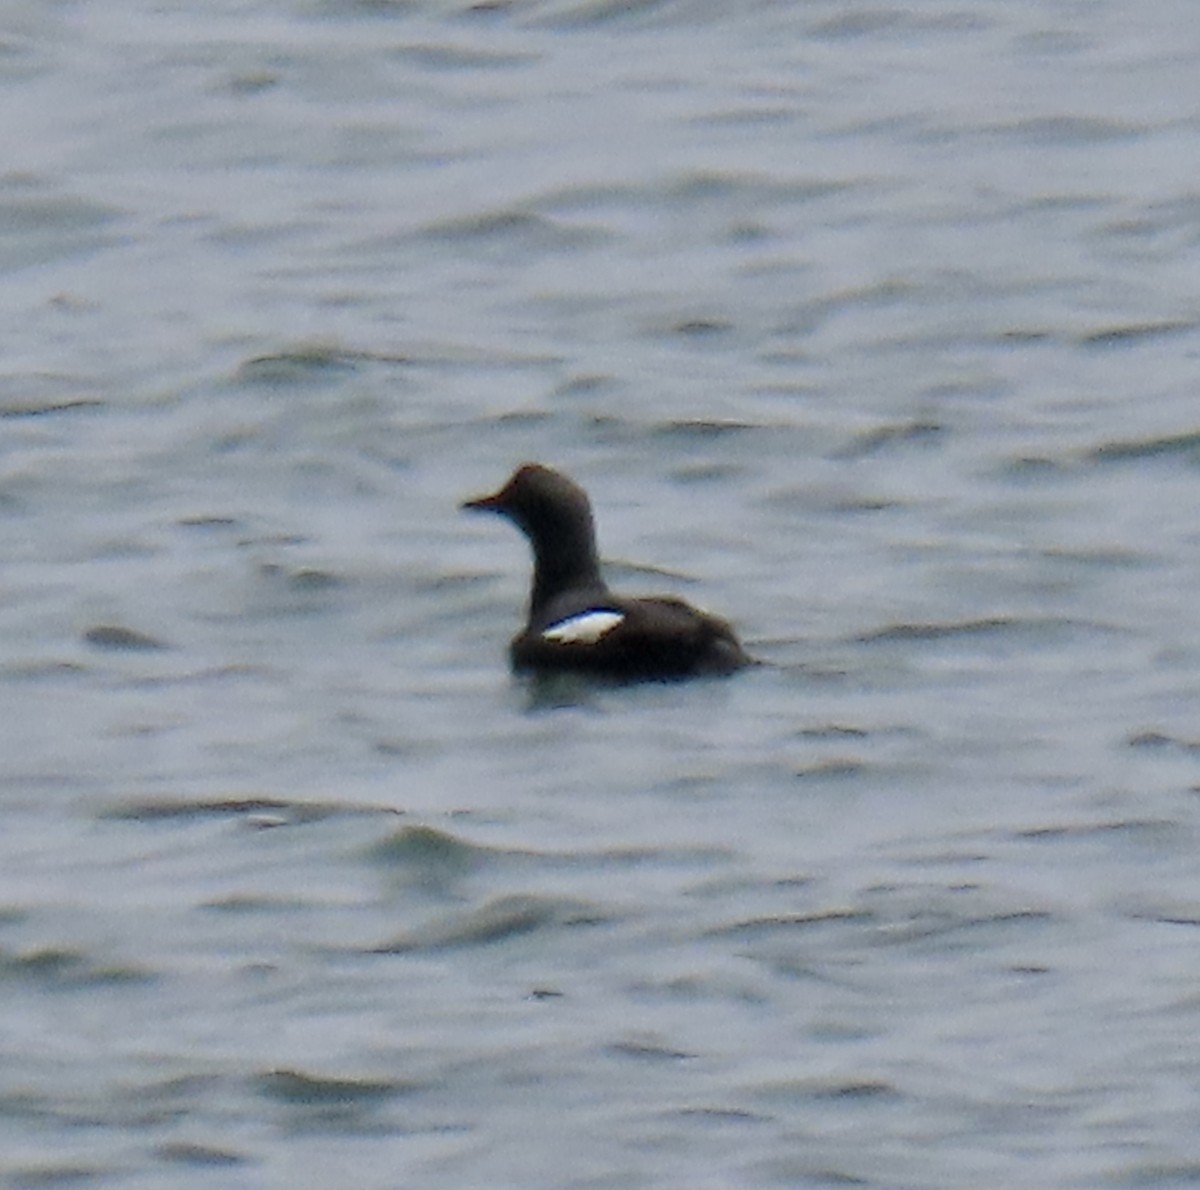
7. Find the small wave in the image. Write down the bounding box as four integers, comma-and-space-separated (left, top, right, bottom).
607, 1035, 695, 1062
666, 317, 735, 338
1108, 1159, 1200, 1186
796, 724, 869, 740
236, 339, 543, 391
650, 417, 758, 440
203, 893, 314, 913
0, 397, 103, 419
155, 1141, 248, 1168
1, 659, 88, 682
1086, 428, 1200, 464
389, 43, 537, 70
0, 180, 125, 270
674, 1105, 767, 1122
526, 0, 685, 29
5, 1161, 114, 1187
256, 561, 343, 593
99, 796, 398, 827
0, 183, 122, 232
989, 115, 1147, 145
1122, 897, 1200, 928
999, 454, 1073, 478
1127, 730, 1200, 753
753, 1076, 900, 1107
858, 616, 1126, 647
793, 758, 868, 781
1077, 320, 1195, 349
706, 909, 873, 940
234, 344, 371, 386
368, 826, 730, 880
0, 945, 154, 990
543, 169, 857, 216
668, 460, 747, 483
808, 9, 908, 39
419, 208, 605, 255
1013, 818, 1180, 843
83, 625, 169, 652
833, 419, 944, 460
372, 892, 606, 953
860, 616, 1018, 642
366, 824, 494, 874
880, 908, 1054, 946
255, 1068, 417, 1107
857, 616, 1035, 643
175, 514, 241, 530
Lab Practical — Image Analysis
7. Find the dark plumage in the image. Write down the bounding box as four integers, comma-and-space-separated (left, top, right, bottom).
462, 463, 750, 679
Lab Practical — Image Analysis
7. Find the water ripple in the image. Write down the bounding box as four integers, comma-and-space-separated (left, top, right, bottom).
372, 892, 610, 953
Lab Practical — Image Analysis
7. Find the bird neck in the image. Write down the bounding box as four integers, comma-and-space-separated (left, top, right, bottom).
528, 536, 606, 619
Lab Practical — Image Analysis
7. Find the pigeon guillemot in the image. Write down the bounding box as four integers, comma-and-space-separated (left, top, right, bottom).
462, 463, 750, 679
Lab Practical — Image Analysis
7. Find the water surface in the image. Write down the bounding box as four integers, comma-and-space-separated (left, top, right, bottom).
3, 1, 1200, 1186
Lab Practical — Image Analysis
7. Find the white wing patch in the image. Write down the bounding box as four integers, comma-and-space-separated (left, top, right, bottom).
541, 610, 625, 645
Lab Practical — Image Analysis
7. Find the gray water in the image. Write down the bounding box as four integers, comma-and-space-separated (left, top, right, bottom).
3, 1, 1200, 1186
